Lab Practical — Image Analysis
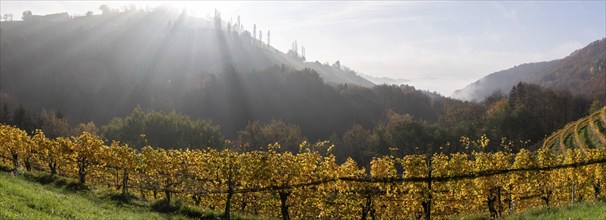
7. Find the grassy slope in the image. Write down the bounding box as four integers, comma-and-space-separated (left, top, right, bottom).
0, 171, 192, 220
454, 201, 606, 220
504, 201, 606, 220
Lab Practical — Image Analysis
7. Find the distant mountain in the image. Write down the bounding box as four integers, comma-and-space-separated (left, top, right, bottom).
452, 39, 606, 102
451, 61, 557, 101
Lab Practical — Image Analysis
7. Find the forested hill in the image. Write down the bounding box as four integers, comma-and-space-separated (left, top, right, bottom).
452, 39, 606, 102
1, 8, 374, 87
0, 8, 438, 140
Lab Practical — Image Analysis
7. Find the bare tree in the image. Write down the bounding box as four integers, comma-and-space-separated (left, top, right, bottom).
214, 9, 222, 30
237, 15, 241, 32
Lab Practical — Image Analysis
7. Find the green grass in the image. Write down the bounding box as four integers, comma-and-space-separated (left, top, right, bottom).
10, 167, 604, 220
0, 169, 211, 220
504, 201, 606, 220
452, 201, 606, 220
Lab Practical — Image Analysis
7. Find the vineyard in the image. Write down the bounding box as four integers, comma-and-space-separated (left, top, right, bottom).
1, 107, 606, 219
543, 106, 606, 153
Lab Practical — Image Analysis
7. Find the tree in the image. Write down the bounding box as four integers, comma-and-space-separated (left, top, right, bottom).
214, 9, 222, 29
86, 11, 94, 17
340, 124, 373, 166
287, 41, 300, 57
483, 90, 506, 106
40, 109, 72, 138
21, 10, 32, 21
237, 15, 241, 33
75, 122, 97, 135
483, 99, 514, 144
333, 60, 341, 69
99, 5, 110, 15
236, 120, 305, 153
101, 107, 225, 149
12, 104, 39, 133
259, 30, 263, 44
0, 104, 9, 124
236, 121, 264, 152
267, 30, 271, 46
241, 30, 252, 40
2, 14, 13, 22
589, 100, 604, 113
262, 120, 305, 152
506, 82, 590, 144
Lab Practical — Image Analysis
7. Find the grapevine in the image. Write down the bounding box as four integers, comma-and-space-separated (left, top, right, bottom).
0, 107, 605, 219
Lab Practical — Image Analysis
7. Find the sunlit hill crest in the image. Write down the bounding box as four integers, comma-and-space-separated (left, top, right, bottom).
1, 6, 372, 91
0, 7, 388, 139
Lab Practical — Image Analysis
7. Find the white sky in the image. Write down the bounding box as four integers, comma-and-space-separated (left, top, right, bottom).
1, 1, 605, 96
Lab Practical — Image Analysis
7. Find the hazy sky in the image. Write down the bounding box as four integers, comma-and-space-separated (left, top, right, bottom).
1, 1, 605, 96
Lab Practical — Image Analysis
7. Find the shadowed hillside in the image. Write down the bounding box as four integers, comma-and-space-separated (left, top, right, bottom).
1, 9, 445, 140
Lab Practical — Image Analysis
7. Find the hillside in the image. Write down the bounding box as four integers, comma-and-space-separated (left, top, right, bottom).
451, 61, 556, 101
503, 201, 606, 220
541, 106, 606, 152
452, 39, 606, 102
456, 201, 606, 220
0, 170, 196, 220
0, 9, 444, 140
0, 9, 373, 87
4, 166, 605, 220
0, 9, 373, 93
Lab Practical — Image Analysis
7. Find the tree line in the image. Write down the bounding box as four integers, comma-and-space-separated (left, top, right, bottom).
1, 79, 598, 167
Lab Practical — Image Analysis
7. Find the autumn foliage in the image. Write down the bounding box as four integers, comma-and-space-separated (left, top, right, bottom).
1, 107, 606, 219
